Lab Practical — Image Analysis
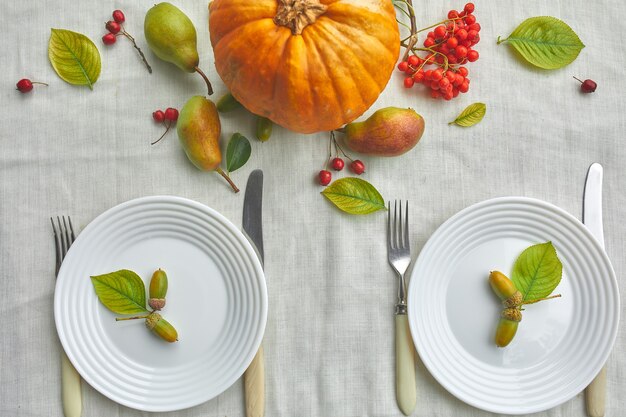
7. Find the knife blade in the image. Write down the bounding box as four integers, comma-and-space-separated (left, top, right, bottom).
242, 169, 265, 417
583, 162, 606, 417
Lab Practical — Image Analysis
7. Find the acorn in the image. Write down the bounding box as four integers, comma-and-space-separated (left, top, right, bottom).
148, 268, 168, 310
145, 312, 178, 342
495, 308, 522, 347
489, 270, 522, 308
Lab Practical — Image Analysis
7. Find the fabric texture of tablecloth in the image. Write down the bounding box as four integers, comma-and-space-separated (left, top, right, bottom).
1, 0, 624, 416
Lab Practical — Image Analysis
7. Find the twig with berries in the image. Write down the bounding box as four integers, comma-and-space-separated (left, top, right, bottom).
102, 10, 152, 74
151, 108, 179, 145
16, 79, 48, 93
318, 132, 365, 186
394, 1, 480, 100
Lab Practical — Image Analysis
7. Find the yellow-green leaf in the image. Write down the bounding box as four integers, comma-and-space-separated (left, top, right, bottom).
511, 242, 563, 302
449, 103, 486, 127
497, 16, 584, 70
322, 178, 385, 215
48, 29, 101, 89
90, 270, 148, 315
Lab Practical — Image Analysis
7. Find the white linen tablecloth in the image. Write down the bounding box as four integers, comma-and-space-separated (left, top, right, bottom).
1, 0, 624, 416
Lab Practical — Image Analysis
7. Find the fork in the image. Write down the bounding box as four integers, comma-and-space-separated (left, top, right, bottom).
51, 216, 82, 417
387, 201, 417, 416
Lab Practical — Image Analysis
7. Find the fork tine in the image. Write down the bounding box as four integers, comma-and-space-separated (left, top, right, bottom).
393, 200, 399, 249
404, 201, 410, 251
51, 217, 61, 276
57, 216, 67, 257
387, 201, 392, 251
68, 216, 76, 244
62, 216, 72, 253
399, 200, 404, 248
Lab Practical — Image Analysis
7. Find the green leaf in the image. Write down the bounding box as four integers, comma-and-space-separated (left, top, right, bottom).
226, 133, 251, 172
497, 16, 584, 70
90, 270, 148, 314
321, 178, 385, 215
449, 103, 486, 127
511, 242, 563, 302
48, 28, 101, 89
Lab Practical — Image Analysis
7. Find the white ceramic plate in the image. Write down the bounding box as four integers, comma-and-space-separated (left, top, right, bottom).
54, 196, 267, 412
408, 197, 619, 415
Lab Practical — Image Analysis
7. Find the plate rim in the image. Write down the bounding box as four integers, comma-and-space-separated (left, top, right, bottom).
407, 196, 620, 414
53, 195, 267, 412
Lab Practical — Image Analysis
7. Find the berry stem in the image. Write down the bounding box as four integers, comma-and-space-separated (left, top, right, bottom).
121, 29, 152, 73
496, 35, 507, 45
399, 0, 417, 61
115, 314, 150, 321
151, 121, 171, 145
215, 167, 240, 193
573, 76, 583, 83
194, 66, 214, 96
520, 294, 562, 305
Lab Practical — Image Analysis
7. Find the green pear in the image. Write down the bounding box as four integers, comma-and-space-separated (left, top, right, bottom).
177, 96, 239, 192
343, 107, 425, 156
144, 3, 213, 95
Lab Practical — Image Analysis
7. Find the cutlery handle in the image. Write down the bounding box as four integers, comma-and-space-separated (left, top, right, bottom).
585, 365, 606, 417
395, 314, 416, 416
244, 344, 265, 417
61, 350, 82, 417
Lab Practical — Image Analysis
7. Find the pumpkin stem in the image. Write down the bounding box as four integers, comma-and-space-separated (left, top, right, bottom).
274, 0, 328, 35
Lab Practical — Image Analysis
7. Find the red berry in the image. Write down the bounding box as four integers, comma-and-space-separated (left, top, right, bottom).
455, 45, 468, 58
434, 25, 447, 39
319, 170, 332, 186
397, 61, 409, 72
467, 49, 479, 62
464, 3, 475, 13
331, 157, 345, 171
413, 71, 425, 83
438, 78, 450, 89
429, 89, 441, 99
424, 38, 435, 48
448, 10, 459, 19
407, 55, 420, 67
424, 70, 433, 81
112, 10, 125, 23
453, 74, 464, 87
102, 33, 116, 45
460, 39, 472, 48
404, 77, 414, 88
574, 77, 597, 93
16, 79, 33, 93
164, 107, 179, 122
464, 14, 476, 25
153, 110, 165, 123
452, 88, 460, 98
456, 29, 468, 41
432, 68, 443, 81
446, 71, 456, 82
350, 160, 365, 175
459, 81, 469, 93
468, 23, 481, 32
105, 21, 121, 34
443, 90, 454, 101
429, 80, 440, 90
439, 44, 450, 55
467, 29, 478, 40
427, 31, 435, 39
458, 67, 469, 77
446, 37, 458, 49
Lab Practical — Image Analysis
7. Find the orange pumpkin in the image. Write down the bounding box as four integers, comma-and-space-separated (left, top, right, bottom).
208, 0, 400, 134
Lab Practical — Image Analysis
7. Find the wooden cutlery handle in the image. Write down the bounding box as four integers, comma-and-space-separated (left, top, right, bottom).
395, 314, 416, 416
585, 365, 606, 417
244, 344, 265, 417
61, 350, 82, 417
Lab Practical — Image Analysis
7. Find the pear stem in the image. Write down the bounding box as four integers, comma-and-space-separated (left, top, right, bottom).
195, 66, 214, 96
521, 294, 562, 305
215, 167, 240, 193
115, 314, 150, 321
121, 29, 152, 74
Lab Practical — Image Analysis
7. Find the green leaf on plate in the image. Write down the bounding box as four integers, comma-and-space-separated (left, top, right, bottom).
449, 102, 486, 127
321, 177, 385, 215
511, 242, 563, 302
48, 28, 101, 89
226, 133, 251, 172
497, 16, 584, 70
90, 270, 148, 314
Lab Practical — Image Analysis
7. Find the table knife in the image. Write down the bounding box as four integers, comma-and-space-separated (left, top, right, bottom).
583, 162, 607, 417
242, 169, 265, 417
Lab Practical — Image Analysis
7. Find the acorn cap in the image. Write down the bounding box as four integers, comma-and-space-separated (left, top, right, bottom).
501, 308, 522, 322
